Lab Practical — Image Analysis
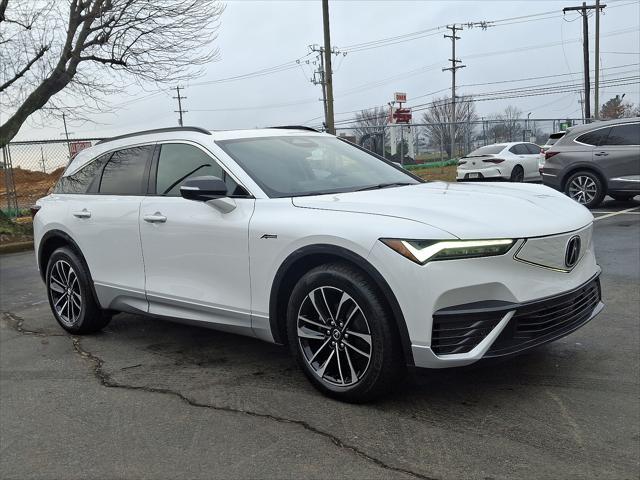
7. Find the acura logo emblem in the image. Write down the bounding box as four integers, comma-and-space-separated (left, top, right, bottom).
565, 235, 581, 268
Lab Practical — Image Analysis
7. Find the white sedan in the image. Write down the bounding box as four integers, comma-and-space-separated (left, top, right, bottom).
457, 142, 542, 182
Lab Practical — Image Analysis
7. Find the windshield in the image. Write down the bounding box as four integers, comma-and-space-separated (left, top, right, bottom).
466, 144, 506, 156
217, 136, 420, 198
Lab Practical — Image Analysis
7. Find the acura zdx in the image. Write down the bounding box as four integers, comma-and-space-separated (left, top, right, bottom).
33, 126, 604, 402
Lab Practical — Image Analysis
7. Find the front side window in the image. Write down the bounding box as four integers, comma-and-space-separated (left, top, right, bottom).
602, 123, 640, 146
576, 128, 611, 146
54, 153, 111, 194
99, 145, 153, 195
217, 136, 419, 198
155, 143, 239, 196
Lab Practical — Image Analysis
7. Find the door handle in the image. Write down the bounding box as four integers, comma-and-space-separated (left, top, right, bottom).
594, 152, 609, 157
143, 212, 167, 223
72, 209, 91, 218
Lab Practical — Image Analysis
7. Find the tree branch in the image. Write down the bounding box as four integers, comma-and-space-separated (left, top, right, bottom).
0, 45, 49, 93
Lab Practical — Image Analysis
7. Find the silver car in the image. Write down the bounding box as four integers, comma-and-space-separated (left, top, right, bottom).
541, 117, 640, 208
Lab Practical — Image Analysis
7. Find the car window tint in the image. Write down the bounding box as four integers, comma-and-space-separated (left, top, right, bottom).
525, 143, 540, 154
509, 144, 527, 155
156, 143, 240, 196
468, 145, 506, 156
54, 153, 111, 194
602, 124, 640, 146
99, 145, 152, 195
576, 128, 611, 146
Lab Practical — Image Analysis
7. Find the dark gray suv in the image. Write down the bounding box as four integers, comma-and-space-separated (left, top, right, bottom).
541, 117, 639, 208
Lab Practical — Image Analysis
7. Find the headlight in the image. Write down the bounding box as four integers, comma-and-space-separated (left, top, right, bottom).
380, 238, 515, 265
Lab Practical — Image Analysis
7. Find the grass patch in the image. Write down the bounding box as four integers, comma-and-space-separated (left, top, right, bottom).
413, 164, 457, 182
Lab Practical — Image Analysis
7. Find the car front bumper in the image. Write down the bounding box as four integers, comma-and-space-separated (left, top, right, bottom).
367, 227, 603, 369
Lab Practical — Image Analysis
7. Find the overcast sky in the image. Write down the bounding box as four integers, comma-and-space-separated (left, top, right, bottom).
15, 0, 640, 140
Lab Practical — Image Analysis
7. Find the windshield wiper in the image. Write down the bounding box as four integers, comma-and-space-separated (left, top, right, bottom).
355, 182, 415, 192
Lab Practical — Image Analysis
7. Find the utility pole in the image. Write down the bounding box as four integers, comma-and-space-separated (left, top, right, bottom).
62, 112, 71, 158
173, 86, 187, 126
322, 0, 335, 134
310, 45, 329, 129
563, 2, 606, 122
594, 0, 605, 119
310, 43, 344, 132
443, 25, 465, 160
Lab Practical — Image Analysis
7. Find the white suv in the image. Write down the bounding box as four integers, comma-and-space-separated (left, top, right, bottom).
34, 126, 604, 402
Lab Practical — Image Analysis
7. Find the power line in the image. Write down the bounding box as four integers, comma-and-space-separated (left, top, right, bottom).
321, 74, 639, 128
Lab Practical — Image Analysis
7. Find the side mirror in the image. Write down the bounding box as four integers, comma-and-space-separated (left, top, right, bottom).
180, 176, 228, 201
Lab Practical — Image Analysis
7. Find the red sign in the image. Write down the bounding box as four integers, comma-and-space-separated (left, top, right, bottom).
393, 108, 412, 123
69, 141, 92, 157
394, 92, 407, 103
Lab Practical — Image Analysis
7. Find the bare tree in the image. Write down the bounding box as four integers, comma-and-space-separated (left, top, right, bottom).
0, 0, 225, 147
485, 105, 524, 143
421, 96, 477, 157
349, 107, 389, 155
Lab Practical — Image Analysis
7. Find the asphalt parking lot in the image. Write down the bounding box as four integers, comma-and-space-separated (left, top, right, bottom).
1, 198, 639, 480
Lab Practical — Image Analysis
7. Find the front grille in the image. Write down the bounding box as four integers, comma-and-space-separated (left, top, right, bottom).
486, 277, 601, 357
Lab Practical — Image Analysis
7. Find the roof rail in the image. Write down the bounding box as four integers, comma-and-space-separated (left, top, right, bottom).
96, 126, 211, 145
269, 125, 320, 133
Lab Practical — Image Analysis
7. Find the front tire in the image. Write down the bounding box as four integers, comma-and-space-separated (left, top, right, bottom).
287, 263, 403, 403
565, 170, 605, 209
46, 247, 111, 334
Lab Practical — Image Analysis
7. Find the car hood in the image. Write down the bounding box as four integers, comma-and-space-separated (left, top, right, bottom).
291, 182, 593, 239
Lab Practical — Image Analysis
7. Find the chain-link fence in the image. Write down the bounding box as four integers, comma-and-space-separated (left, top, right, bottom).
336, 118, 585, 165
1, 138, 102, 216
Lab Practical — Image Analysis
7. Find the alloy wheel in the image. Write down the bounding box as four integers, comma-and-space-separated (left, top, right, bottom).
49, 260, 82, 327
297, 286, 372, 387
568, 175, 597, 205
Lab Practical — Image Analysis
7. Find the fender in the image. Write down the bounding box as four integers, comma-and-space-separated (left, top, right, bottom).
268, 243, 415, 366
37, 229, 102, 307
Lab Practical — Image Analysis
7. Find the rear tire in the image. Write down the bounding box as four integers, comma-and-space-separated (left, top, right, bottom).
564, 170, 605, 209
46, 247, 111, 334
510, 165, 524, 182
286, 262, 404, 403
610, 193, 636, 202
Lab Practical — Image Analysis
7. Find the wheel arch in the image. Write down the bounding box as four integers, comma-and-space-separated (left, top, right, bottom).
561, 164, 608, 193
269, 244, 415, 366
38, 229, 101, 306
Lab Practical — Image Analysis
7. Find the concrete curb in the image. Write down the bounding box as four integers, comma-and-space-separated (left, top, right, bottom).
0, 241, 34, 255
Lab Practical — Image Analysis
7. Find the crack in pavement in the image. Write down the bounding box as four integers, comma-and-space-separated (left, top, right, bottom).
3, 311, 437, 480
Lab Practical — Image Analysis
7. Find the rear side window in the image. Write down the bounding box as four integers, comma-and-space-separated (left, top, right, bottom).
509, 144, 529, 155
525, 143, 541, 154
155, 143, 240, 196
54, 153, 111, 194
99, 146, 153, 195
576, 128, 611, 146
602, 123, 640, 146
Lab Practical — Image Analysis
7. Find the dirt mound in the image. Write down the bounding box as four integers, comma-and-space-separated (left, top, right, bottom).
0, 167, 63, 208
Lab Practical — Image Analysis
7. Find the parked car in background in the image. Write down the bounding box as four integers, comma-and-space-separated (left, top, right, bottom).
538, 131, 566, 170
457, 142, 541, 182
541, 117, 640, 208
